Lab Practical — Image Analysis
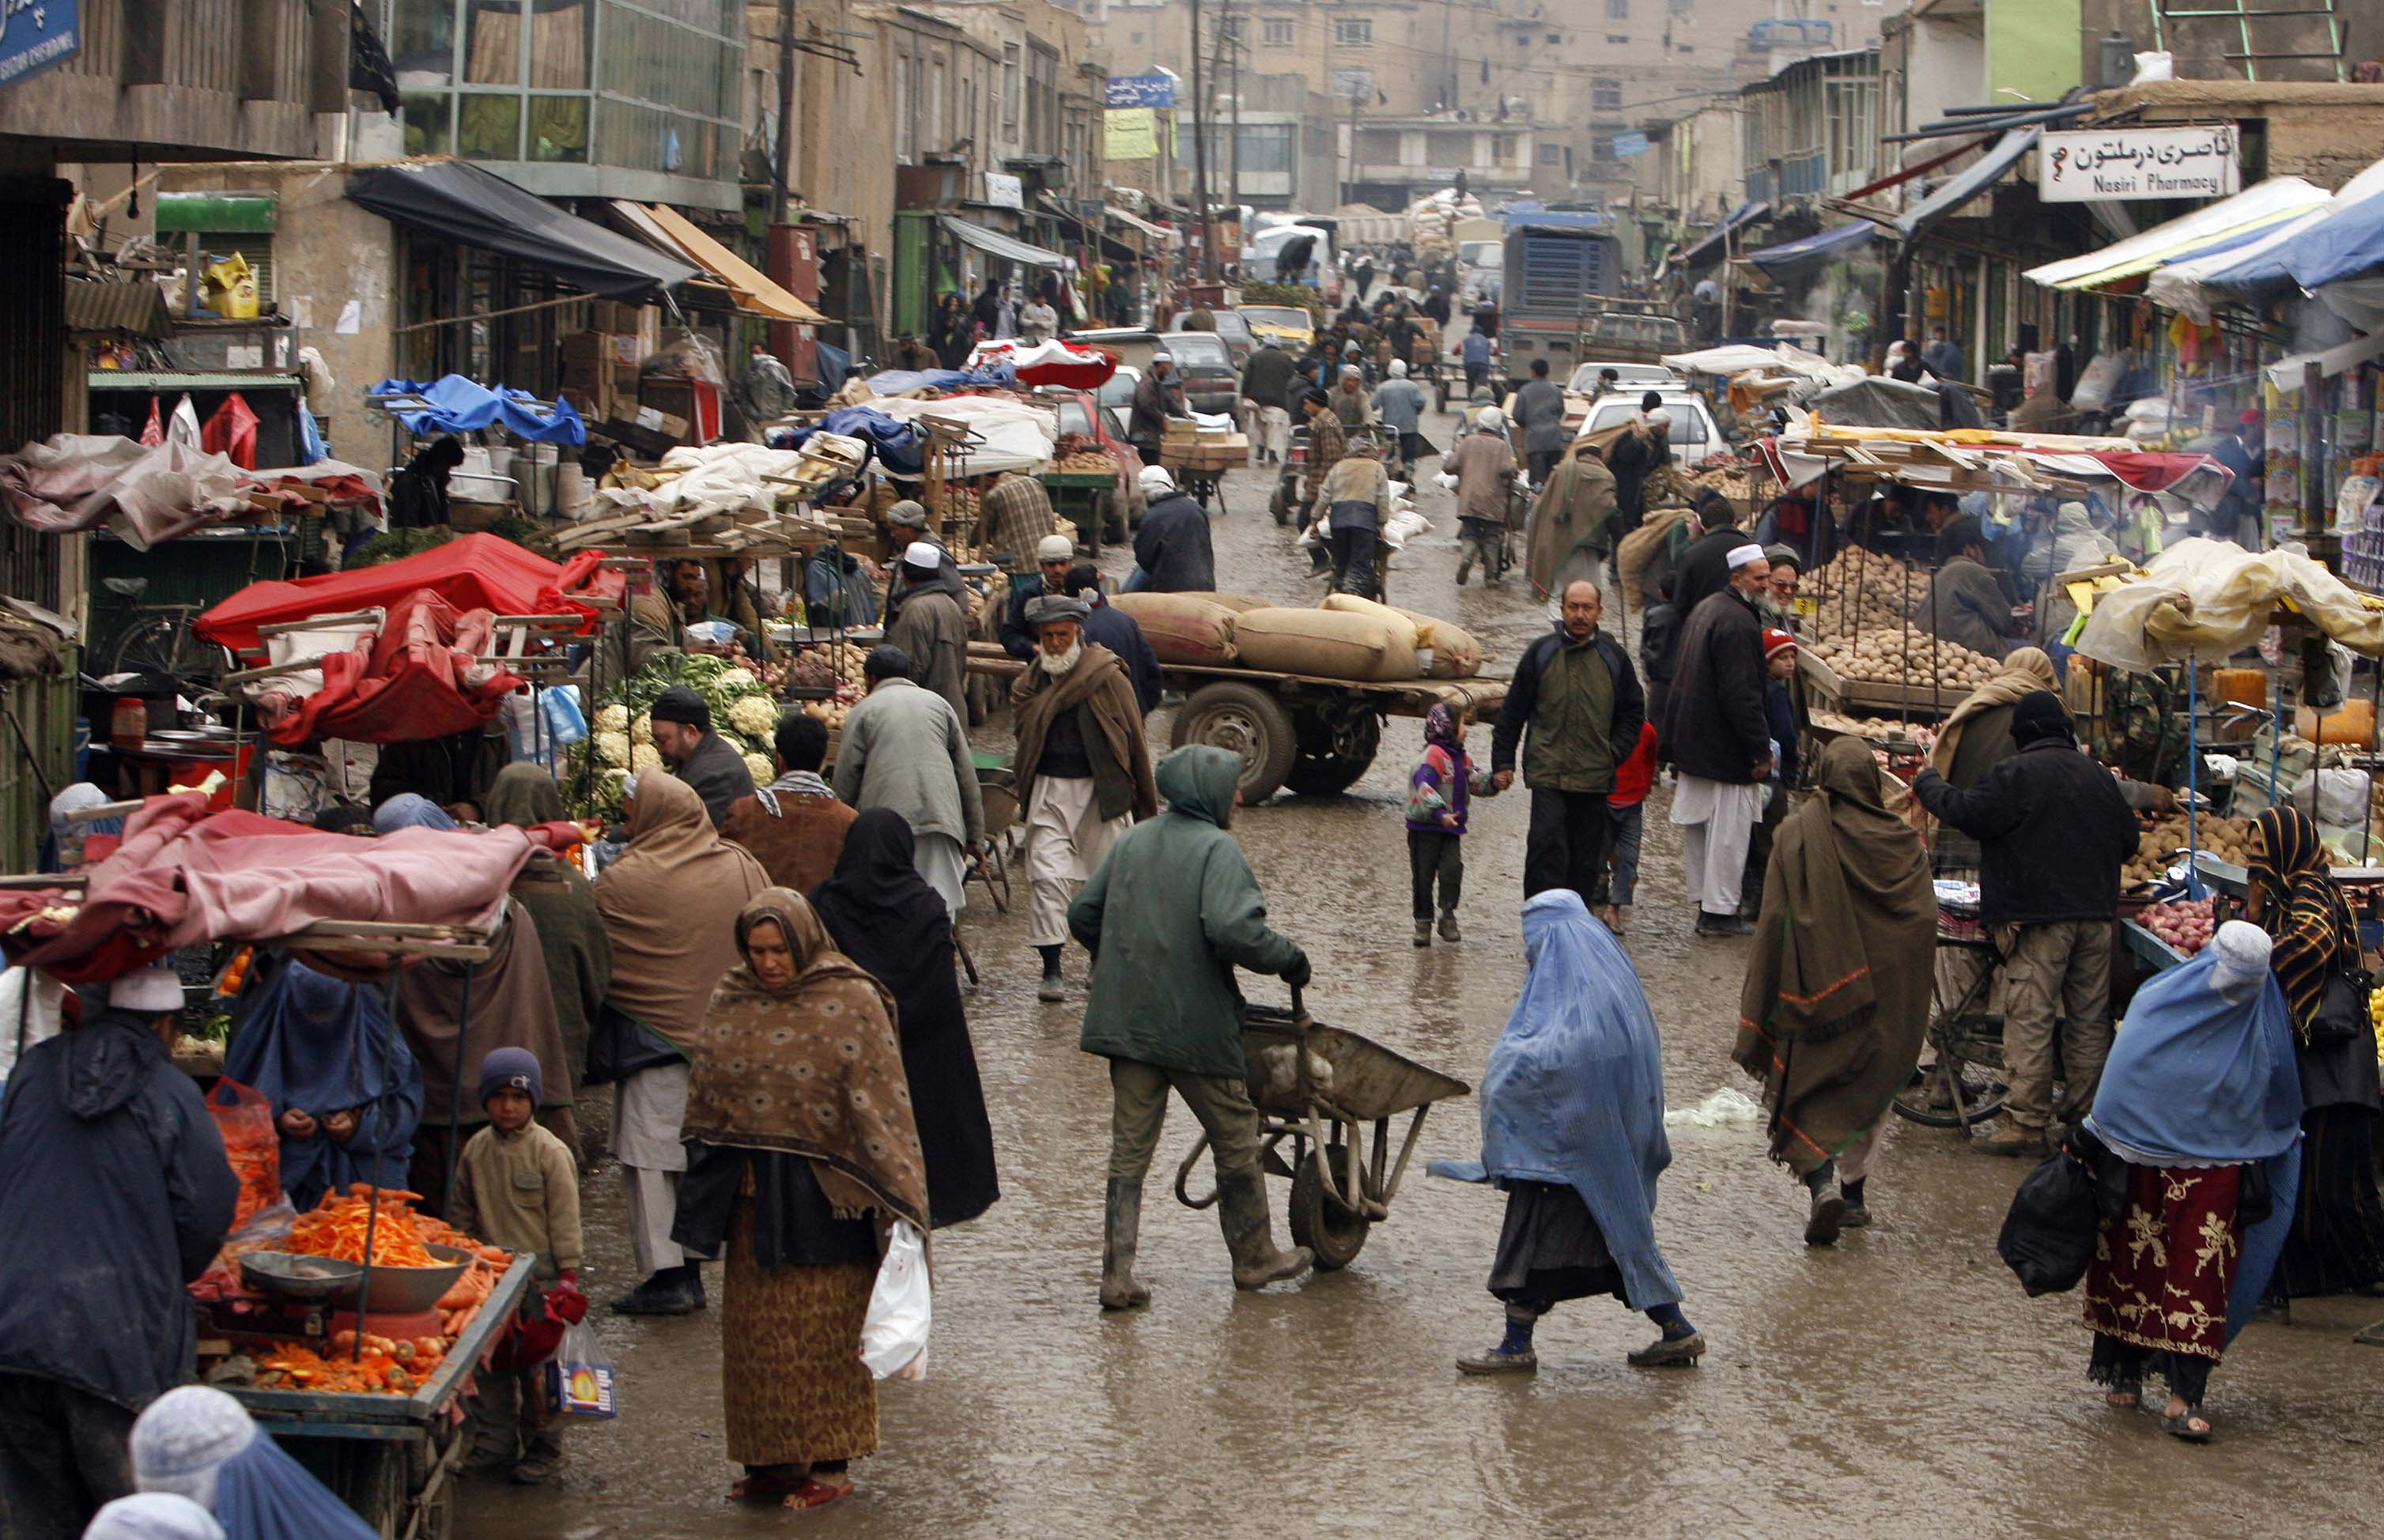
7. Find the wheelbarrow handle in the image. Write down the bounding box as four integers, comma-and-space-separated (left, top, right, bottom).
1289, 982, 1305, 1023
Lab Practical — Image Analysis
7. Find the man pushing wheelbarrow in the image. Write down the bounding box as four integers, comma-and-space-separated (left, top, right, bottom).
1069, 745, 1316, 1308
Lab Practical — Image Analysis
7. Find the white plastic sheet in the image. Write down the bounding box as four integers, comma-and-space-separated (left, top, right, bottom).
2074, 536, 2384, 670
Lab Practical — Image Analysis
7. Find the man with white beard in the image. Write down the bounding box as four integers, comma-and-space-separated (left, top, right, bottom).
1009, 596, 1158, 1002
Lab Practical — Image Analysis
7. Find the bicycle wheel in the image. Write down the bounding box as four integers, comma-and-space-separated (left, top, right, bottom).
113, 613, 217, 685
1893, 1022, 2009, 1127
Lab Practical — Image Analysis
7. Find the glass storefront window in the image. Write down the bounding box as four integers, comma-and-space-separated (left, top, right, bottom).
400, 92, 452, 156
462, 0, 524, 85
528, 0, 593, 90
528, 96, 590, 162
391, 0, 456, 87
459, 94, 523, 160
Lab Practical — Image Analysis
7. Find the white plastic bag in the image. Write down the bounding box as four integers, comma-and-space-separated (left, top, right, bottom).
860, 1220, 931, 1380
543, 1319, 618, 1417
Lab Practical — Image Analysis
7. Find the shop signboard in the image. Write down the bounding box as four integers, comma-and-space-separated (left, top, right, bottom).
1105, 73, 1176, 110
2039, 124, 2239, 203
0, 0, 80, 87
984, 172, 1024, 211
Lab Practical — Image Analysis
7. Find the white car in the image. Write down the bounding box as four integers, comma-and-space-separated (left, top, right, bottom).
1566, 361, 1682, 394
1574, 391, 1725, 465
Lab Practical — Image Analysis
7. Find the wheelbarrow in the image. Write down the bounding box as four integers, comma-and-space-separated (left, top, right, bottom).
969, 757, 1018, 915
1173, 987, 1471, 1269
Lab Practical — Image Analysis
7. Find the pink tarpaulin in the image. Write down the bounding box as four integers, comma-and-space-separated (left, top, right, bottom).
0, 434, 253, 549
2069, 450, 2231, 495
253, 589, 523, 746
0, 795, 535, 983
195, 533, 620, 656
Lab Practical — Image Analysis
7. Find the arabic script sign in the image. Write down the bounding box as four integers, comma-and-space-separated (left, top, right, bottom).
2039, 124, 2239, 203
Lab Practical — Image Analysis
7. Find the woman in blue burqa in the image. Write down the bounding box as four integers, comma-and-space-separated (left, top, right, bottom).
224, 954, 422, 1211
2077, 919, 2303, 1443
1431, 889, 1704, 1374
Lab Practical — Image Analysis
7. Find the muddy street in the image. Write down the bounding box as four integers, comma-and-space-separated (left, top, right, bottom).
463, 399, 2384, 1538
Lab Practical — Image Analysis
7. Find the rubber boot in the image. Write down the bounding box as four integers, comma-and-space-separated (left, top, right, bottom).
1217, 1170, 1312, 1290
1456, 546, 1473, 586
1098, 1177, 1152, 1310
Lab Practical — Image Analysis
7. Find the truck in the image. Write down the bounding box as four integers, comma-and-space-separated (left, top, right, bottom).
1497, 221, 1635, 390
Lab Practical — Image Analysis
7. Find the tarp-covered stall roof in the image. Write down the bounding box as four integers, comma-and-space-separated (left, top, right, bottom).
939, 215, 1067, 269
346, 160, 699, 303
1895, 129, 2038, 242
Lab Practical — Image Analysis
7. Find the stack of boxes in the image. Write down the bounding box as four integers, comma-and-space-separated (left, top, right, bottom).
558, 301, 675, 442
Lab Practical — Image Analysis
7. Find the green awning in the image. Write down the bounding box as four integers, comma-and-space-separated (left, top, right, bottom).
156, 193, 277, 236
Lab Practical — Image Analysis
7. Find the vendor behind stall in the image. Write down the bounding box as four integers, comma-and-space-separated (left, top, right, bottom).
0, 964, 237, 1540
648, 686, 757, 830
1913, 516, 2013, 661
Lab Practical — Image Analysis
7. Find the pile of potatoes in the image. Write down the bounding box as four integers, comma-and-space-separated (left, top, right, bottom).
2124, 813, 2255, 888
1804, 549, 1925, 638
1811, 708, 1938, 744
1806, 630, 2002, 688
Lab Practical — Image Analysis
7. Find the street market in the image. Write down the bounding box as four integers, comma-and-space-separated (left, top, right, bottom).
6, 6, 2384, 1538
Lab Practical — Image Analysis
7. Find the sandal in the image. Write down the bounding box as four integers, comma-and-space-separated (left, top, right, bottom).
730, 1469, 805, 1504
785, 1474, 854, 1509
2162, 1406, 2212, 1444
2103, 1380, 2141, 1411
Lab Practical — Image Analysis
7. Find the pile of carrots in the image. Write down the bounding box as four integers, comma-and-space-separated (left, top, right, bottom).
256, 1336, 435, 1395
285, 1185, 441, 1268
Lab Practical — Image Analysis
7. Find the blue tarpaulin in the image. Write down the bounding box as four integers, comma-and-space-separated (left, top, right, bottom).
368, 375, 587, 446
861, 366, 1011, 395
1744, 221, 1874, 273
773, 406, 926, 479
2279, 168, 2384, 289
1682, 199, 1774, 269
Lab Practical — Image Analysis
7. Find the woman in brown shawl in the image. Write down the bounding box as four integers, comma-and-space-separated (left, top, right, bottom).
1735, 736, 1936, 1245
591, 771, 769, 1315
2245, 806, 2384, 1298
483, 764, 610, 1088
671, 889, 927, 1512
1913, 646, 2059, 853
394, 896, 577, 1214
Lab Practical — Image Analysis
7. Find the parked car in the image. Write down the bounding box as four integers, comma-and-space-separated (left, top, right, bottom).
1150, 330, 1239, 417
1171, 309, 1253, 368
1238, 304, 1316, 354
1566, 361, 1683, 394
1574, 389, 1725, 465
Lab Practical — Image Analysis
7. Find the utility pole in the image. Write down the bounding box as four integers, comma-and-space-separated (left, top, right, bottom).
1189, 0, 1215, 280
773, 0, 796, 223
1227, 16, 1241, 217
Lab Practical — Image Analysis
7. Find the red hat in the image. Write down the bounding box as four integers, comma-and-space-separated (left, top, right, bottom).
2239, 407, 2264, 428
1762, 628, 1798, 659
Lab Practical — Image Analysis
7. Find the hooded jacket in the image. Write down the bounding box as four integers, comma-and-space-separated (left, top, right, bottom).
884, 561, 971, 721
1071, 748, 1304, 1078
0, 1012, 237, 1406
1133, 489, 1217, 593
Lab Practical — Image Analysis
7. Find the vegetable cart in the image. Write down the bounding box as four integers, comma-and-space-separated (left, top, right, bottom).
1037, 468, 1119, 553
1173, 988, 1470, 1268
213, 1256, 534, 1540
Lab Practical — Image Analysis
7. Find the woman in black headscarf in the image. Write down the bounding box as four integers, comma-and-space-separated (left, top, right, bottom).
2245, 806, 2384, 1298
810, 809, 999, 1228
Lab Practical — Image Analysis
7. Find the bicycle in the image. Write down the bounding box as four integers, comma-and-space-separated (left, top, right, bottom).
99, 577, 228, 687
1891, 894, 2012, 1130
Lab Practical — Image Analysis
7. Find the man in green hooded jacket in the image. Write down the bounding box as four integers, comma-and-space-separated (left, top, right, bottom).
1070, 745, 1315, 1308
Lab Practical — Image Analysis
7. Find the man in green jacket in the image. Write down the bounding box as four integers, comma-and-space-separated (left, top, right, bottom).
1070, 745, 1314, 1309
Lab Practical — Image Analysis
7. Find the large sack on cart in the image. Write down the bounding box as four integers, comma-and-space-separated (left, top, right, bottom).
1323, 594, 1483, 680
1616, 506, 1693, 610
1234, 606, 1419, 681
1112, 592, 1240, 666
1200, 591, 1274, 613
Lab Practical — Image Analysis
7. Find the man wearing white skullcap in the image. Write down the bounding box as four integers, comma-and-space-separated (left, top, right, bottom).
1659, 538, 1775, 937
1373, 356, 1426, 477
884, 531, 970, 720
0, 966, 236, 1537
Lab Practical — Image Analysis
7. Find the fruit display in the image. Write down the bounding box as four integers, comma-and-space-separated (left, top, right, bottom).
1687, 460, 1755, 505
1806, 630, 2003, 687
790, 639, 869, 730
2124, 813, 2254, 887
1804, 548, 1925, 638
2364, 986, 2384, 1065
2137, 896, 2216, 955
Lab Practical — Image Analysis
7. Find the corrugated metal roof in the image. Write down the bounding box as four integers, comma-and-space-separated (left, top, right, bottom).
64, 281, 174, 338
87, 371, 300, 391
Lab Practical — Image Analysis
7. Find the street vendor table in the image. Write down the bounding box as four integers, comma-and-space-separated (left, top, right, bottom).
216, 1255, 534, 1538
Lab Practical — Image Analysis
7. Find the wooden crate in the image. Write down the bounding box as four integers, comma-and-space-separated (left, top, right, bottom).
1797, 648, 1969, 719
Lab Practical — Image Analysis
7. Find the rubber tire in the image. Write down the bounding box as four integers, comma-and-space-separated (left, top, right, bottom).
1169, 681, 1298, 802
1283, 710, 1380, 798
1289, 1147, 1370, 1270
1891, 1032, 2011, 1128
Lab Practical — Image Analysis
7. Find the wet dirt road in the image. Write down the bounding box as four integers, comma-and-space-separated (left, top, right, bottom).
464, 402, 2384, 1538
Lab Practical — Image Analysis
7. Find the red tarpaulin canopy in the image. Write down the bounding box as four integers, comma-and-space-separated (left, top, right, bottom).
969, 338, 1120, 390
0, 794, 537, 982
254, 590, 523, 746
195, 534, 620, 656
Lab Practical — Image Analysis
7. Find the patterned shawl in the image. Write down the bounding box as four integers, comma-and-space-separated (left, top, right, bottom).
2248, 806, 2356, 1034
680, 889, 928, 1228
593, 772, 768, 1050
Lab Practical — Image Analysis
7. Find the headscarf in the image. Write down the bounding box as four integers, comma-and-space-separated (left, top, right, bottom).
482, 762, 565, 829
223, 957, 420, 1207
2247, 805, 2356, 1031
2008, 689, 2073, 747
593, 771, 768, 1051
372, 794, 456, 834
1427, 891, 1682, 1310
810, 810, 1000, 1228
85, 1494, 225, 1540
394, 896, 572, 1120
680, 889, 928, 1229
132, 1385, 376, 1539
1928, 646, 2058, 775
1422, 701, 1460, 752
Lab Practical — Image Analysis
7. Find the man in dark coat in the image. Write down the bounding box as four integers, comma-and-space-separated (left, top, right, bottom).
1066, 564, 1163, 714
0, 964, 236, 1538
1492, 580, 1645, 904
1660, 544, 1774, 937
1606, 398, 1671, 535
1513, 359, 1568, 485
1241, 339, 1297, 466
1668, 492, 1749, 621
1132, 467, 1216, 592
646, 685, 754, 829
1128, 355, 1189, 466
1912, 691, 2137, 1156
1914, 515, 2016, 661
883, 540, 972, 721
1071, 745, 1313, 1308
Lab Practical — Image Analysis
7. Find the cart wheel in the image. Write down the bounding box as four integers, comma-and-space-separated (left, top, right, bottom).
1170, 681, 1297, 802
1283, 708, 1381, 798
1290, 1146, 1371, 1270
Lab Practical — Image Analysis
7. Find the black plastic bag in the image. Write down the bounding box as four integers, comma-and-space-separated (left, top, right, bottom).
1997, 1146, 2099, 1297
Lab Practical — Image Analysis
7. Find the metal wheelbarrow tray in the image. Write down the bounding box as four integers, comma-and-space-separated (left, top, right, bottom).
1174, 991, 1471, 1270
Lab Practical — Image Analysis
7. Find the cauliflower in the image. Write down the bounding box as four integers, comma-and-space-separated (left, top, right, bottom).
742, 752, 773, 785
594, 730, 632, 768
629, 712, 654, 745
594, 703, 629, 734
630, 743, 663, 774
727, 694, 780, 740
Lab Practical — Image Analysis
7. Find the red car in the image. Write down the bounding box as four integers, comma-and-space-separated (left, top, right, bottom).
1035, 386, 1146, 536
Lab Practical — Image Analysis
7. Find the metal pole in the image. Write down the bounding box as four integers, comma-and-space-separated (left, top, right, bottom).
353, 965, 404, 1361
773, 0, 797, 225
2186, 650, 2201, 898
439, 958, 481, 1214
1188, 0, 1215, 284
1228, 22, 1241, 217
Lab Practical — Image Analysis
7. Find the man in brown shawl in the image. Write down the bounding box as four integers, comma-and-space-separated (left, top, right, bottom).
1733, 737, 1935, 1245
1525, 438, 1618, 603
1011, 594, 1158, 1003
722, 711, 856, 893
591, 771, 769, 1315
671, 889, 927, 1512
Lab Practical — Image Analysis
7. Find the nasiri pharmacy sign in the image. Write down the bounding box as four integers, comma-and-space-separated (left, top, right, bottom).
0, 0, 77, 87
2039, 124, 2240, 203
